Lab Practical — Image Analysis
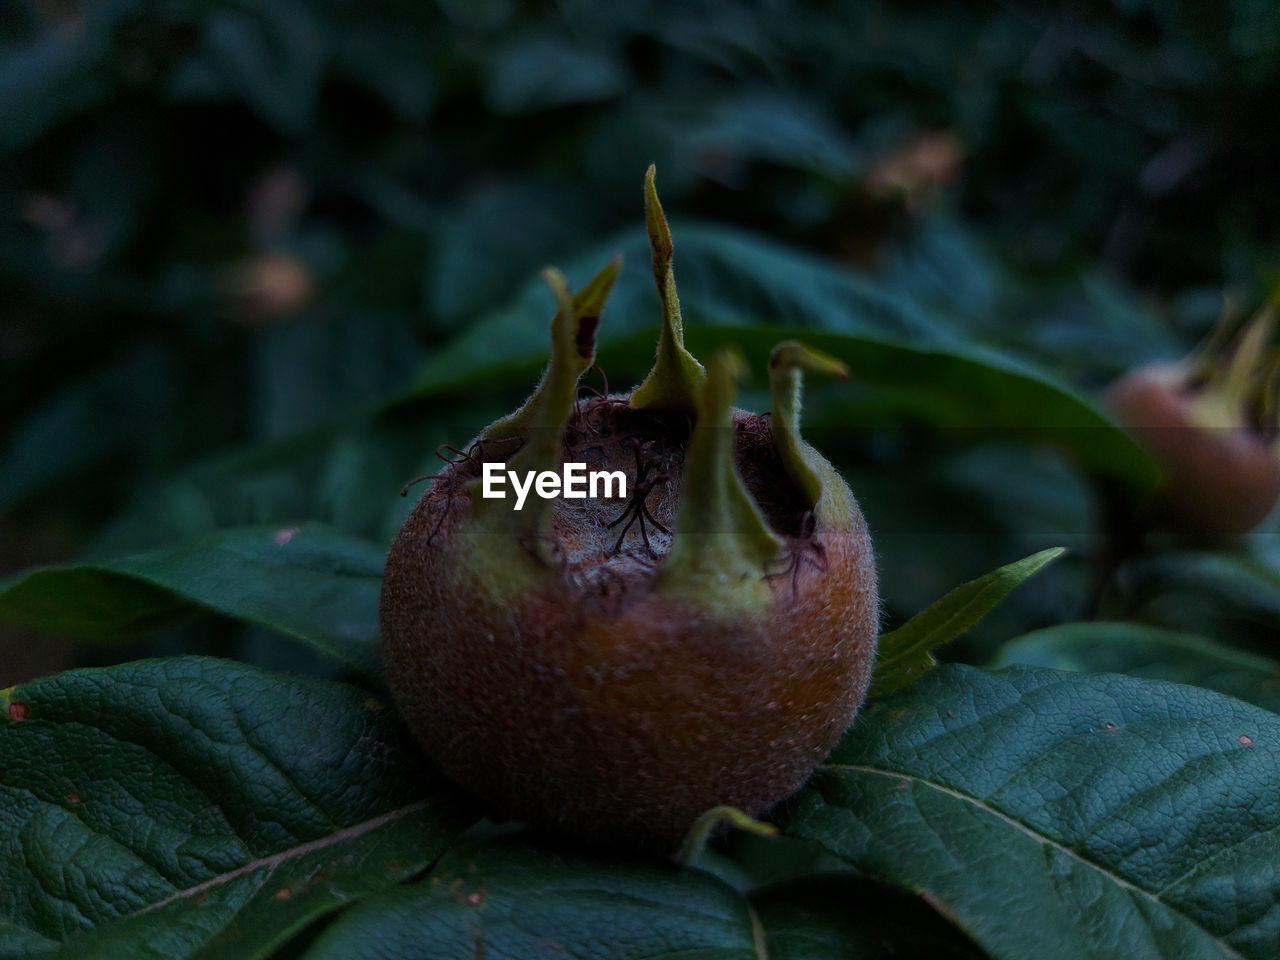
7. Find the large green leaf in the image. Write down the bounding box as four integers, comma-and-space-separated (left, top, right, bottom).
993, 621, 1280, 714
395, 222, 951, 404
0, 657, 472, 958
484, 34, 627, 115
393, 224, 1157, 489
0, 345, 181, 511
869, 547, 1065, 699
785, 664, 1280, 960
0, 27, 110, 151
752, 876, 986, 960
678, 328, 1153, 487
1125, 548, 1280, 643
168, 1, 325, 135
682, 93, 862, 181
300, 836, 982, 960
0, 526, 385, 677
301, 837, 760, 960
83, 413, 493, 558
425, 181, 594, 328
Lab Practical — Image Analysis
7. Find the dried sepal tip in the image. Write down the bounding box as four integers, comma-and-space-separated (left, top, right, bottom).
484, 258, 619, 445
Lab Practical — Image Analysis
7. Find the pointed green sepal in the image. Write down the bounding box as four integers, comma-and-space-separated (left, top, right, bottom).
467, 269, 593, 565
484, 257, 619, 444
630, 165, 706, 412
657, 350, 782, 612
768, 340, 849, 511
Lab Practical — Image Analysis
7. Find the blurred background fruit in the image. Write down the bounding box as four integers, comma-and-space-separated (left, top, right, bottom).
2, 0, 1279, 683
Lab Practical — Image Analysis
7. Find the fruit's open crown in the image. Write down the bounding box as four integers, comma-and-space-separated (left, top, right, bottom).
382, 171, 882, 850
454, 167, 855, 612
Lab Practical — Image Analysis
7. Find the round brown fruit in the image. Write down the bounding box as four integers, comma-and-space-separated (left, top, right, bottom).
380, 169, 879, 850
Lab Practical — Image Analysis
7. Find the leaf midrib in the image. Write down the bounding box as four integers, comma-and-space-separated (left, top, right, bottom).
819, 762, 1244, 959
139, 800, 428, 915
15, 800, 435, 952
746, 901, 768, 960
876, 575, 1007, 669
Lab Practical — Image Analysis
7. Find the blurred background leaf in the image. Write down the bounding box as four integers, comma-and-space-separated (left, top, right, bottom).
2, 2, 1279, 954
1, 0, 1278, 685
993, 620, 1280, 713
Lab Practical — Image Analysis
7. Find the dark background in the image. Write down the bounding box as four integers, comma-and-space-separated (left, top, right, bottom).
3, 0, 1279, 683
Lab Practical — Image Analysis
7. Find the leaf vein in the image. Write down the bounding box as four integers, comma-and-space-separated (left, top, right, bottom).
137, 800, 428, 916
818, 762, 1244, 959
1155, 820, 1280, 897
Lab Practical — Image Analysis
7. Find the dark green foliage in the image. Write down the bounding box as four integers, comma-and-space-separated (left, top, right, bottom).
786, 665, 1280, 959
2, 1, 1279, 957
0, 657, 471, 958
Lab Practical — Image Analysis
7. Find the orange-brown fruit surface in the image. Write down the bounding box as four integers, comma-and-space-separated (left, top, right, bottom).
380, 169, 879, 850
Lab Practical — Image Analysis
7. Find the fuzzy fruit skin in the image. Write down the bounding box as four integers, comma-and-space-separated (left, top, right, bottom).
1104, 364, 1280, 539
380, 403, 878, 850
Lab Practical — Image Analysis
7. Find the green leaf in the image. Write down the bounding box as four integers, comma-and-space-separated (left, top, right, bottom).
694, 831, 854, 895
753, 876, 986, 960
484, 35, 627, 115
0, 526, 385, 677
425, 181, 589, 328
300, 837, 760, 960
683, 93, 861, 181
869, 547, 1065, 698
1127, 547, 1280, 638
395, 223, 950, 404
244, 304, 429, 442
993, 621, 1280, 714
678, 326, 1153, 486
0, 346, 180, 511
0, 28, 110, 151
785, 664, 1280, 960
169, 2, 325, 135
301, 834, 986, 959
329, 23, 435, 121
88, 418, 472, 556
0, 657, 473, 958
394, 224, 1158, 490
